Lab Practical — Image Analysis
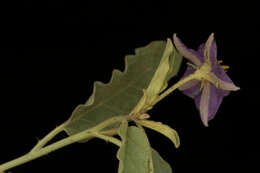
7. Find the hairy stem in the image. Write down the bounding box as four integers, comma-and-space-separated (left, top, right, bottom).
0, 116, 125, 172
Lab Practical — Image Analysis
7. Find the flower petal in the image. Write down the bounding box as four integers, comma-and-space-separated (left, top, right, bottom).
210, 72, 240, 91
212, 63, 233, 83
173, 34, 202, 66
197, 43, 205, 58
218, 79, 240, 91
209, 41, 218, 68
207, 84, 225, 121
191, 43, 206, 63
181, 80, 201, 99
181, 66, 195, 78
178, 66, 201, 98
199, 82, 211, 127
194, 83, 226, 125
204, 33, 218, 67
179, 79, 200, 91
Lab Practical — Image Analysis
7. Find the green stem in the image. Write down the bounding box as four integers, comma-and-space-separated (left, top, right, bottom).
0, 131, 96, 172
154, 73, 196, 104
30, 120, 70, 153
0, 116, 125, 172
99, 128, 119, 136
93, 132, 121, 147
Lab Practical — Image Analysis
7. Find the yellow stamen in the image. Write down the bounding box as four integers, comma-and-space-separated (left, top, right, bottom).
221, 65, 230, 70
218, 59, 230, 71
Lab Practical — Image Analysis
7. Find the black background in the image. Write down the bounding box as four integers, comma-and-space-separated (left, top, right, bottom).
1, 1, 257, 173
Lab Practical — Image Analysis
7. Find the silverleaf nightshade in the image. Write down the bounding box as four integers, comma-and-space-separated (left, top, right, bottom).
173, 33, 240, 126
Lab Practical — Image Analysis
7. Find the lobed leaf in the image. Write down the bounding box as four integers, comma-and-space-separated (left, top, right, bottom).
64, 39, 183, 138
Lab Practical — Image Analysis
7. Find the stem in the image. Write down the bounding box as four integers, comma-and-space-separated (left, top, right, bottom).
0, 116, 125, 172
187, 62, 199, 70
100, 128, 119, 136
90, 116, 126, 131
30, 120, 70, 153
93, 133, 121, 147
0, 131, 94, 172
154, 73, 196, 104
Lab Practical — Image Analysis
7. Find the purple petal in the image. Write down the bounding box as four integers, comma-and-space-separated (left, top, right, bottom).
198, 82, 211, 126
197, 43, 205, 58
181, 81, 201, 99
210, 65, 240, 92
178, 66, 201, 98
204, 33, 216, 65
199, 34, 218, 67
211, 60, 240, 94
173, 34, 202, 66
181, 66, 195, 78
209, 40, 218, 68
212, 63, 233, 82
218, 80, 240, 91
210, 73, 240, 91
207, 84, 225, 121
179, 79, 200, 91
194, 83, 226, 126
190, 43, 205, 63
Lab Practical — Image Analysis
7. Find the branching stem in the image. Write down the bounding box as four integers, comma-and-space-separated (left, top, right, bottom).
0, 70, 198, 172
0, 116, 125, 172
30, 120, 70, 153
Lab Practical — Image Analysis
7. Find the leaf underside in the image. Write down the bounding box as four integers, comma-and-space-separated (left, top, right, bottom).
117, 122, 172, 173
64, 40, 182, 137
117, 122, 151, 173
151, 149, 172, 173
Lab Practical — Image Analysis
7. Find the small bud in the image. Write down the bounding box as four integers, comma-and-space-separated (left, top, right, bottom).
138, 113, 150, 120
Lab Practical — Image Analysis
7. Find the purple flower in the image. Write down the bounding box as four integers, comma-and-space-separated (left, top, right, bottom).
173, 33, 240, 126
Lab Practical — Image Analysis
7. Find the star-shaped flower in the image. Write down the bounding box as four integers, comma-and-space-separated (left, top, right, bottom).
173, 33, 240, 126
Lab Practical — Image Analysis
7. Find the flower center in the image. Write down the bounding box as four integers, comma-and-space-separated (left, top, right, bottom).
193, 62, 211, 80
193, 62, 217, 88
189, 59, 230, 90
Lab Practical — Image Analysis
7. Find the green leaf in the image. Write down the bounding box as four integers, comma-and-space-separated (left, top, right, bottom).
64, 40, 182, 136
137, 120, 180, 148
117, 122, 172, 173
151, 149, 172, 173
117, 121, 152, 173
145, 39, 173, 105
145, 39, 183, 108
166, 44, 183, 82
